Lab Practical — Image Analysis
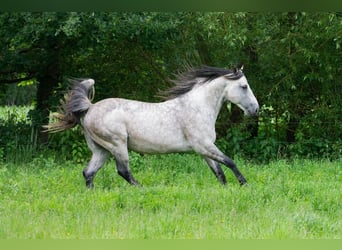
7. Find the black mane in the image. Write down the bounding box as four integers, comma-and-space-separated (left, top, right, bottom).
161, 65, 244, 100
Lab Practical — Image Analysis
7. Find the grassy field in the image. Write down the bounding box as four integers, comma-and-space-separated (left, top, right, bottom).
0, 153, 341, 239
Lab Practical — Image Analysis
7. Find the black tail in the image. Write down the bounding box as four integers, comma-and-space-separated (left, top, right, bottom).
44, 78, 95, 133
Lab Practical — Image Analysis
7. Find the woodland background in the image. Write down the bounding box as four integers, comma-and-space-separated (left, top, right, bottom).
0, 12, 341, 162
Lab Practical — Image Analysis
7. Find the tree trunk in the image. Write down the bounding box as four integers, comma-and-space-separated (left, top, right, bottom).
286, 114, 299, 144
243, 44, 259, 139
34, 64, 59, 145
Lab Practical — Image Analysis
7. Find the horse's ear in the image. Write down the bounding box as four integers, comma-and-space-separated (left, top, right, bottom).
233, 64, 244, 73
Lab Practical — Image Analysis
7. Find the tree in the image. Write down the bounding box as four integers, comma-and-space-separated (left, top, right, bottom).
0, 13, 95, 142
0, 12, 182, 142
1, 12, 341, 159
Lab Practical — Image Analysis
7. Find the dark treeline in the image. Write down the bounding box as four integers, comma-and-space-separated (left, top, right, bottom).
0, 12, 341, 161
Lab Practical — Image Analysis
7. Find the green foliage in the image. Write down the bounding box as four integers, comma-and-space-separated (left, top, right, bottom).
1, 12, 342, 161
217, 104, 341, 162
0, 82, 36, 106
48, 127, 90, 163
0, 147, 4, 164
0, 106, 38, 163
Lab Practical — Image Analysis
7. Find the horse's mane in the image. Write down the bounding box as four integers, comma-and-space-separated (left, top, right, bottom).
161, 65, 244, 100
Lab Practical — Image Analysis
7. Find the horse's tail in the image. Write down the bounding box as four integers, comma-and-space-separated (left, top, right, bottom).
44, 78, 95, 133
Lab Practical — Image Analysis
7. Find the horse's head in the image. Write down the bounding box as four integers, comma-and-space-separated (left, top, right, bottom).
223, 68, 259, 116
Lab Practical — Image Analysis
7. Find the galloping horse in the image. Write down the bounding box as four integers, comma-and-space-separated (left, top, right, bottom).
46, 66, 259, 188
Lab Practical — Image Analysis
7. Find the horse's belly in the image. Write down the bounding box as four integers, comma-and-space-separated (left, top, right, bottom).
127, 131, 191, 154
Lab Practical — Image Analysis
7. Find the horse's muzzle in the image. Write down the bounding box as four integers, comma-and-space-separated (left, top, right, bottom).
245, 105, 259, 117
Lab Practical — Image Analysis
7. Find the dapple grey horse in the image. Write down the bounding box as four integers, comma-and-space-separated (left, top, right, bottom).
46, 66, 259, 188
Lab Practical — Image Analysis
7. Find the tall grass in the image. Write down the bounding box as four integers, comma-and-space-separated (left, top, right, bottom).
0, 154, 341, 239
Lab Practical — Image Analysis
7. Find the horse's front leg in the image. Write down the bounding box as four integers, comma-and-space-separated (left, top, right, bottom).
197, 144, 247, 185
222, 155, 247, 186
204, 157, 227, 185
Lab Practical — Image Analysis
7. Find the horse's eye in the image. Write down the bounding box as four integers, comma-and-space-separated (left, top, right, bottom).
241, 85, 248, 90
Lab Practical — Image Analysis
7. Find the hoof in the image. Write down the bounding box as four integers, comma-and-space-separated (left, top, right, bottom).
86, 181, 94, 189
240, 182, 248, 187
83, 171, 94, 189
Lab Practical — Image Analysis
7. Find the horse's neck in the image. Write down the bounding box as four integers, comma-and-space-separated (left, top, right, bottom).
185, 79, 227, 121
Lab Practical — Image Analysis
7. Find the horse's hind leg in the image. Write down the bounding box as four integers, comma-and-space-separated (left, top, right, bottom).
83, 146, 109, 188
204, 157, 227, 185
112, 145, 141, 186
115, 157, 140, 186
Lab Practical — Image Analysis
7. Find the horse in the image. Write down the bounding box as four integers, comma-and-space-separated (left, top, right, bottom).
45, 66, 259, 188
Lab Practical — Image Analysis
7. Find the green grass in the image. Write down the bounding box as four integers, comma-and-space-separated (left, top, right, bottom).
0, 154, 341, 239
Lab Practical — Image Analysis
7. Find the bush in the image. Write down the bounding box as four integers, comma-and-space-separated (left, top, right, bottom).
0, 106, 38, 163
216, 103, 341, 163
48, 127, 90, 163
1, 105, 341, 165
